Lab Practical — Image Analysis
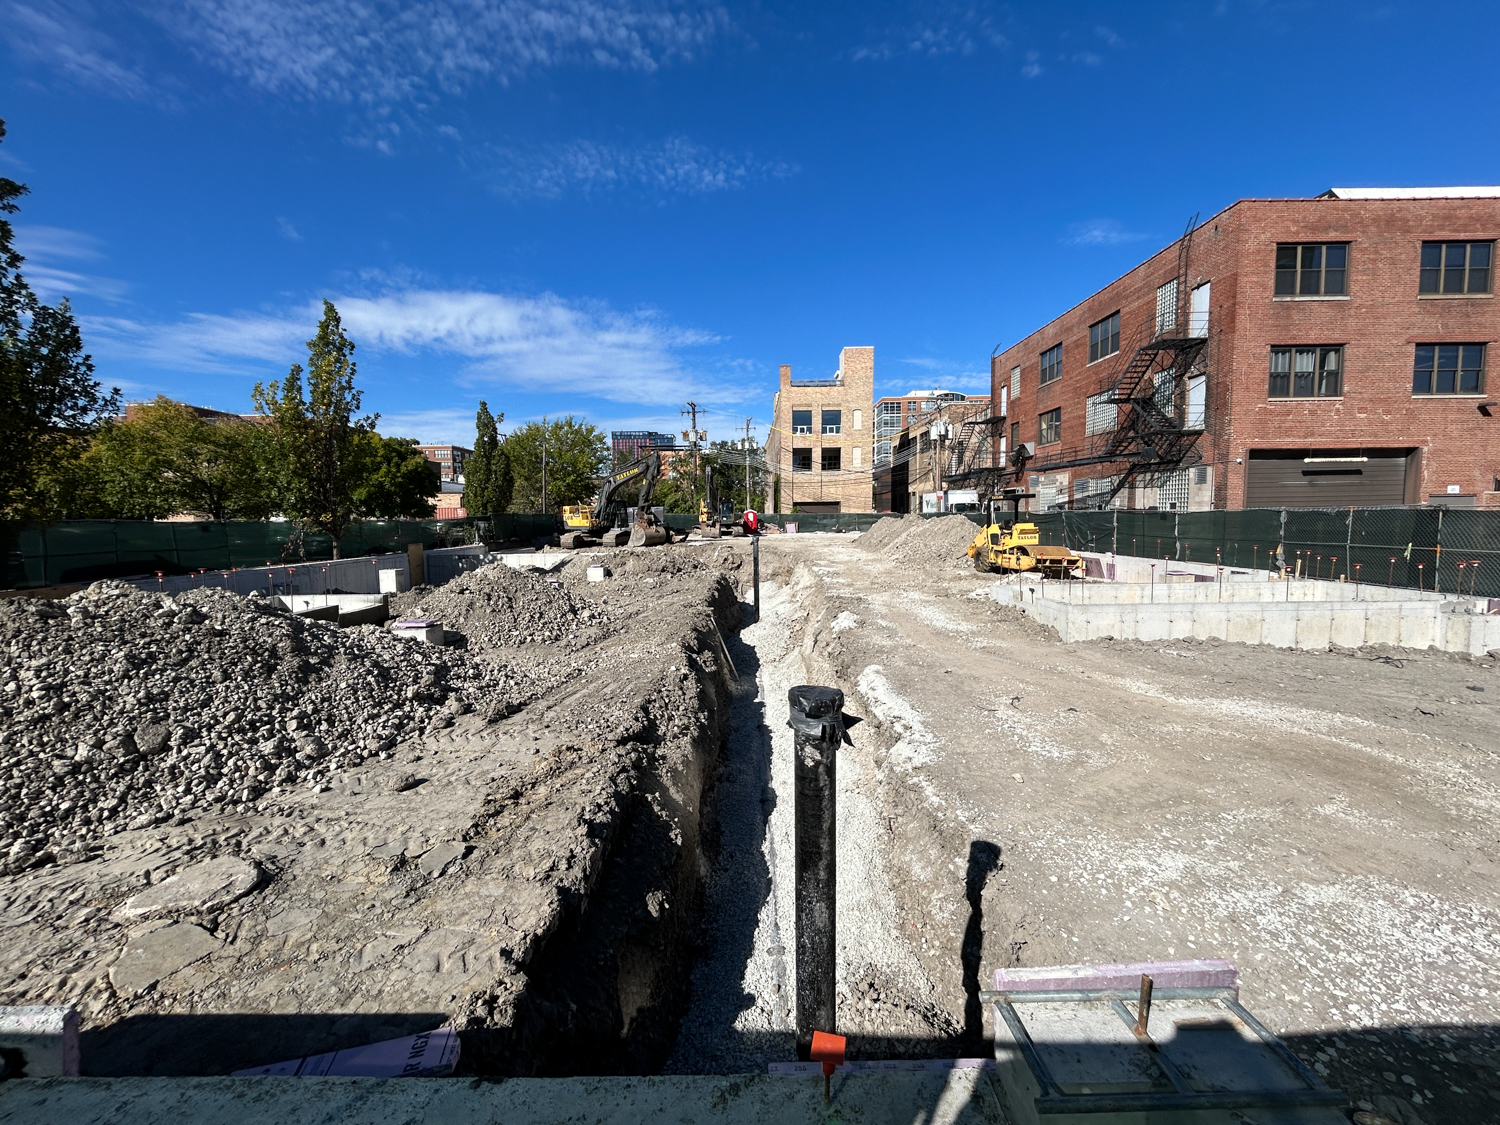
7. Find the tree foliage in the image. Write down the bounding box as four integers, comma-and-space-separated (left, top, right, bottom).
464, 400, 513, 516
351, 433, 438, 519
42, 398, 275, 521
504, 416, 607, 512
0, 119, 120, 518
252, 300, 376, 555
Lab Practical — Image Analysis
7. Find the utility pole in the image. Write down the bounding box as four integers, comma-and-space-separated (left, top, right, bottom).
744, 418, 754, 510
681, 401, 703, 504
541, 416, 548, 514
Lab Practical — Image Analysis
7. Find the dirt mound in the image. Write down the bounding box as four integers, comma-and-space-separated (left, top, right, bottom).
0, 582, 491, 870
394, 560, 611, 651
887, 515, 982, 570
856, 514, 923, 552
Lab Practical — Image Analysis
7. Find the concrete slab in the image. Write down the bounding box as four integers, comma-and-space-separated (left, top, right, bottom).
0, 1071, 1006, 1125
0, 1007, 78, 1078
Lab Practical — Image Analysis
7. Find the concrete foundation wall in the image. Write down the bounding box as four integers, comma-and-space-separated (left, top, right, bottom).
995, 572, 1500, 656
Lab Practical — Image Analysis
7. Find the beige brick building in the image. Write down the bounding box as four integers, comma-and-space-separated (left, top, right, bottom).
767, 347, 875, 513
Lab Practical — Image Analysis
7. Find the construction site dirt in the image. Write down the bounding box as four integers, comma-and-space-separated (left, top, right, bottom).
669, 518, 1494, 1125
0, 545, 747, 1077
3, 522, 1497, 1124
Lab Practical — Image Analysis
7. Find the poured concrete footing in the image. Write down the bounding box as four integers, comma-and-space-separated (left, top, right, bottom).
0, 1072, 1004, 1125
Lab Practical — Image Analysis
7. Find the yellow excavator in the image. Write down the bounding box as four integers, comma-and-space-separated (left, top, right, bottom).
967, 489, 1083, 577
559, 452, 670, 549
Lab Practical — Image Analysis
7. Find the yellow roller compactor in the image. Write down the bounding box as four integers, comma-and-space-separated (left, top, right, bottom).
967, 489, 1083, 577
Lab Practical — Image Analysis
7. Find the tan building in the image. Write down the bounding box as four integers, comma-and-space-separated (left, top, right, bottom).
767, 347, 875, 513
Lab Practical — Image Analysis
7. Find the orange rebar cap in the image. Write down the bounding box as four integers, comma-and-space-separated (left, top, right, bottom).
809, 1030, 846, 1076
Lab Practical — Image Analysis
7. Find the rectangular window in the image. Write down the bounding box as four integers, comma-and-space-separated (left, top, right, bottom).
1420, 242, 1492, 294
791, 409, 812, 435
1010, 421, 1020, 449
852, 409, 863, 431
1274, 243, 1348, 296
1039, 343, 1063, 385
1085, 392, 1116, 436
1153, 368, 1175, 414
1269, 346, 1343, 398
792, 447, 812, 472
1010, 365, 1021, 397
852, 446, 861, 468
821, 447, 842, 471
1186, 373, 1206, 428
821, 409, 842, 435
1189, 282, 1210, 337
1413, 343, 1486, 394
1156, 278, 1179, 332
1038, 407, 1061, 446
1088, 312, 1121, 363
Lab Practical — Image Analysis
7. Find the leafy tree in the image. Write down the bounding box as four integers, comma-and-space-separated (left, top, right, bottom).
252, 300, 376, 556
464, 400, 513, 516
654, 451, 703, 515
351, 433, 438, 519
504, 415, 607, 512
0, 119, 120, 518
43, 398, 275, 520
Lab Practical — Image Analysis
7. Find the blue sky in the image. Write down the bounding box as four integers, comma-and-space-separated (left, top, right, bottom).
5, 1, 1499, 447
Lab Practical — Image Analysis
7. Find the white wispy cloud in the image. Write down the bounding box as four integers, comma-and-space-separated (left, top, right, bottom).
488, 135, 796, 198
83, 286, 749, 407
4, 2, 157, 100
4, 1, 730, 107
1020, 49, 1042, 78
851, 7, 1010, 61
1062, 218, 1146, 246
12, 224, 130, 302
275, 216, 303, 241
156, 0, 730, 104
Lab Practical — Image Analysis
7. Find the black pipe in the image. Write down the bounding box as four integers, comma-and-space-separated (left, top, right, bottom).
790, 684, 844, 1059
752, 535, 760, 623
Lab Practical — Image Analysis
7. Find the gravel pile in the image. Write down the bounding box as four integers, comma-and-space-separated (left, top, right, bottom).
393, 562, 612, 652
887, 515, 983, 569
0, 582, 487, 872
856, 514, 923, 552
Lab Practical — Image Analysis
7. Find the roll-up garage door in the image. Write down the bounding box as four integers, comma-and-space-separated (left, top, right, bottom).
1245, 449, 1413, 507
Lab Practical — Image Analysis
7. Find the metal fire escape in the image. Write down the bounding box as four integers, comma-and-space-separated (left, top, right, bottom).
1001, 216, 1209, 509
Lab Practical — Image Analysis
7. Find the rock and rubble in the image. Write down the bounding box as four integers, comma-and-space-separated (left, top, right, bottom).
0, 583, 500, 872
0, 546, 748, 1078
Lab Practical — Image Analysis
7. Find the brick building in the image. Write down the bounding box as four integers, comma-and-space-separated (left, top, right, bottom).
416, 444, 472, 483
874, 388, 974, 466
767, 347, 875, 513
993, 188, 1500, 512
874, 395, 993, 512
610, 430, 677, 466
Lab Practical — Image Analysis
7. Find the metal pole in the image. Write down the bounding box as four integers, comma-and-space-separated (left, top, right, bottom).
752, 534, 761, 624
790, 685, 843, 1061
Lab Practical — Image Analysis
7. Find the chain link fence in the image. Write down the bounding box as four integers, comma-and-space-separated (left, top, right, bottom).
1, 514, 560, 590
1031, 507, 1500, 598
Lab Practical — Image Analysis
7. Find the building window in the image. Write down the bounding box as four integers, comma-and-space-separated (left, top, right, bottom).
821, 409, 842, 435
1413, 343, 1486, 395
791, 410, 813, 435
1038, 408, 1061, 446
1088, 312, 1121, 363
1156, 278, 1179, 332
1186, 373, 1206, 428
1010, 421, 1020, 450
852, 409, 863, 430
1039, 343, 1062, 386
821, 447, 842, 471
1269, 346, 1343, 398
792, 447, 812, 472
1420, 242, 1492, 294
1010, 365, 1021, 397
1085, 392, 1116, 436
1274, 243, 1348, 296
852, 446, 861, 468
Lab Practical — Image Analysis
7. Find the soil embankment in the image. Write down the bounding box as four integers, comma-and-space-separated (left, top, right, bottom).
0, 544, 749, 1077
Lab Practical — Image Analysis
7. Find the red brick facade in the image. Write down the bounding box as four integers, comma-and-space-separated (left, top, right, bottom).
991, 196, 1500, 509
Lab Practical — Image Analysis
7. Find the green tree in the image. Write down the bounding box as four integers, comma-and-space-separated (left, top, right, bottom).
504, 415, 607, 512
43, 398, 275, 520
0, 119, 120, 518
351, 433, 439, 518
464, 400, 513, 516
252, 300, 376, 556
